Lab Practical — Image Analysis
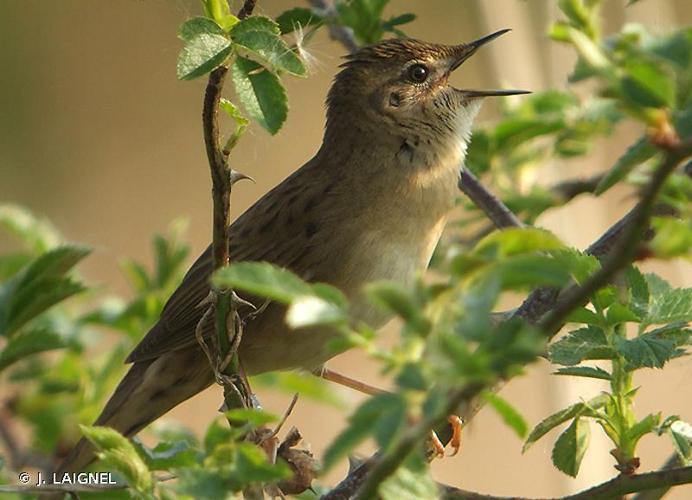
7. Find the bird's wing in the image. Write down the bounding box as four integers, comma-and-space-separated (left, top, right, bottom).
126, 160, 335, 363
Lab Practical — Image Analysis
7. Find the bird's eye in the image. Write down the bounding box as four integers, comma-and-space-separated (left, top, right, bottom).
407, 64, 429, 83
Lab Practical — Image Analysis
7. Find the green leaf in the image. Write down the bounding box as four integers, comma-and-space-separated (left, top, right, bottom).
251, 371, 344, 408
615, 333, 677, 369
670, 420, 692, 465
646, 286, 692, 325
213, 262, 310, 303
649, 30, 692, 68
380, 456, 438, 500
219, 98, 249, 127
176, 33, 233, 80
286, 295, 347, 328
80, 425, 154, 496
382, 13, 416, 28
605, 302, 640, 325
551, 417, 590, 477
231, 57, 288, 134
202, 0, 239, 31
627, 413, 661, 448
523, 394, 607, 452
621, 62, 676, 108
366, 282, 429, 333
133, 439, 198, 470
0, 328, 66, 372
650, 218, 692, 259
0, 204, 62, 253
323, 392, 406, 471
492, 254, 572, 289
336, 0, 388, 44
554, 366, 611, 380
231, 15, 281, 36
548, 327, 614, 366
276, 7, 322, 34
627, 266, 650, 318
225, 408, 278, 427
595, 136, 657, 195
178, 17, 225, 42
474, 228, 565, 258
484, 392, 528, 439
0, 246, 90, 337
231, 16, 306, 76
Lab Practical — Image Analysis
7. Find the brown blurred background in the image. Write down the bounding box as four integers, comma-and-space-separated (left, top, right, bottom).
1, 0, 691, 497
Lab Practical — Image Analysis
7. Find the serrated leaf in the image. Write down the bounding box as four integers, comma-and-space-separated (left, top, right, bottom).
523, 394, 607, 452
552, 417, 590, 477
670, 420, 692, 465
646, 287, 692, 325
176, 33, 232, 80
595, 136, 656, 195
213, 261, 310, 303
0, 328, 66, 372
615, 333, 677, 369
548, 327, 613, 366
231, 15, 281, 36
81, 425, 153, 495
178, 17, 225, 42
627, 266, 650, 318
484, 392, 528, 439
234, 32, 305, 76
231, 57, 288, 134
554, 366, 611, 380
276, 7, 322, 34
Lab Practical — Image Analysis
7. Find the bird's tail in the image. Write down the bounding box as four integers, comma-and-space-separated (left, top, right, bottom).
56, 346, 213, 474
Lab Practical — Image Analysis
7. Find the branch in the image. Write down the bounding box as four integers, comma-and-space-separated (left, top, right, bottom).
199, 0, 258, 413
307, 0, 359, 53
458, 169, 523, 229
537, 140, 692, 334
442, 465, 692, 500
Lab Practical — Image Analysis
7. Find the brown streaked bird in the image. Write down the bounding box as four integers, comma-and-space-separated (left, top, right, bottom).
59, 31, 528, 473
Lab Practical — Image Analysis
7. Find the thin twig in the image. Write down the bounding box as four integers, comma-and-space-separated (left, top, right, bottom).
307, 0, 359, 53
458, 169, 523, 229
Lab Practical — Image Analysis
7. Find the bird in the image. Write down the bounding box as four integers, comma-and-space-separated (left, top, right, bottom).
57, 30, 528, 474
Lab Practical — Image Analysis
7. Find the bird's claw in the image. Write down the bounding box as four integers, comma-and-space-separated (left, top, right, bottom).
429, 415, 463, 459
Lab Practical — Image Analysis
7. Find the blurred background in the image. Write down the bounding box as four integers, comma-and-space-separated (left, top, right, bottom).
1, 0, 691, 497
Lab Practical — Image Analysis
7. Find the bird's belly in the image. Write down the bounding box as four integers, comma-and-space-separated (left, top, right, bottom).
241, 216, 449, 375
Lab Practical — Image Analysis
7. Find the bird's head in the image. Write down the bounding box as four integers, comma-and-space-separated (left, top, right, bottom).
324, 30, 528, 164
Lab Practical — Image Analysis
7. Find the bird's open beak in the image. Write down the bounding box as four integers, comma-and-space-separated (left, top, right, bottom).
450, 29, 531, 98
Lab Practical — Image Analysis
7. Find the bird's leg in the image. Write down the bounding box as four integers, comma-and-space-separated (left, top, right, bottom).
317, 367, 385, 396
315, 367, 463, 458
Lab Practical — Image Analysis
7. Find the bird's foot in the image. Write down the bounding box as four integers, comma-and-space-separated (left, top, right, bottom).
428, 415, 463, 459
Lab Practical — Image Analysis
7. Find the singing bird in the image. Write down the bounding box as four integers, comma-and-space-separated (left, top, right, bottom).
58, 30, 527, 473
